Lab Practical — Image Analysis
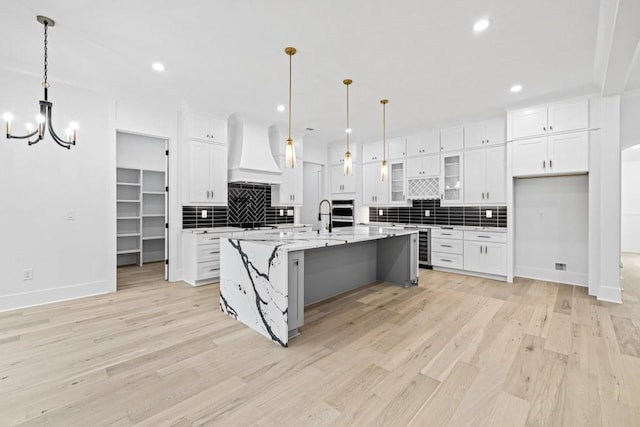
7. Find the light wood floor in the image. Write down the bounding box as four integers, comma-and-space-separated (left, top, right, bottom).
1, 256, 640, 426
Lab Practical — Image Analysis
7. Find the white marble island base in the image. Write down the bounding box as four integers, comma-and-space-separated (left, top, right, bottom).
220, 226, 419, 347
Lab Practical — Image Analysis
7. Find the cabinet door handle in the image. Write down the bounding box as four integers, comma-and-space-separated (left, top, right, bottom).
485, 245, 488, 254
543, 127, 546, 132
210, 251, 216, 254
482, 192, 485, 200
549, 160, 552, 168
480, 245, 482, 254
441, 258, 452, 263
487, 139, 489, 143
441, 194, 443, 200
549, 126, 553, 131
543, 160, 546, 169
487, 192, 490, 199
441, 244, 452, 248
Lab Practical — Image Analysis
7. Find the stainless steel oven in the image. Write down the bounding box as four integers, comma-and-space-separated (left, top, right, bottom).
331, 200, 354, 228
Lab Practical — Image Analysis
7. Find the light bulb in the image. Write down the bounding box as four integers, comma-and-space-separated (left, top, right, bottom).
26, 122, 34, 131
473, 19, 490, 32
36, 114, 45, 123
344, 151, 352, 176
381, 160, 388, 181
277, 105, 285, 112
69, 121, 78, 130
152, 62, 165, 72
3, 112, 13, 122
285, 138, 296, 168
510, 84, 523, 93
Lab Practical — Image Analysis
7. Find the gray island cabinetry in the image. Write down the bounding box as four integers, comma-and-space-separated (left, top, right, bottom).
219, 226, 419, 347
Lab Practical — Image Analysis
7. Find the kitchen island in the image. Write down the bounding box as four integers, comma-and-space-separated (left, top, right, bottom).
219, 226, 419, 347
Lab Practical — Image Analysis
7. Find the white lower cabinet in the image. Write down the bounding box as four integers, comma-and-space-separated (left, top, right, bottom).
462, 231, 507, 276
430, 228, 507, 278
183, 231, 231, 286
431, 228, 463, 269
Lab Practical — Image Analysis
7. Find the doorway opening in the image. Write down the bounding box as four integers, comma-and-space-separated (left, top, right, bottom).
116, 131, 168, 288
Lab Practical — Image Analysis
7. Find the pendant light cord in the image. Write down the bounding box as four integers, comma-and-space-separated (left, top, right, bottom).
288, 51, 292, 142
382, 101, 386, 162
346, 83, 350, 152
43, 20, 50, 99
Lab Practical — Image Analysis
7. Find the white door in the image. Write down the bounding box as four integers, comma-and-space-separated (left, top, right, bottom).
406, 156, 423, 178
482, 242, 507, 275
189, 141, 213, 203
485, 117, 506, 146
363, 142, 383, 162
388, 138, 406, 159
484, 145, 506, 203
548, 100, 588, 134
406, 134, 423, 157
464, 149, 485, 204
363, 163, 378, 205
423, 154, 440, 176
548, 132, 589, 175
464, 121, 485, 149
389, 160, 406, 203
210, 144, 227, 204
512, 106, 548, 139
330, 164, 344, 194
440, 127, 464, 152
423, 130, 441, 154
512, 137, 548, 177
303, 163, 323, 230
440, 152, 463, 204
463, 241, 483, 272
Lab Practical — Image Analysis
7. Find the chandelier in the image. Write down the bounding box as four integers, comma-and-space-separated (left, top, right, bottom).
3, 16, 77, 149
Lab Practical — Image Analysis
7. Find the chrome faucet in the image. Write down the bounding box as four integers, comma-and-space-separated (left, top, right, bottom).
318, 199, 332, 233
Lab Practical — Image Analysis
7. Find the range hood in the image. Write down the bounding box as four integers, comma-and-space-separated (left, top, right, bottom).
227, 114, 282, 184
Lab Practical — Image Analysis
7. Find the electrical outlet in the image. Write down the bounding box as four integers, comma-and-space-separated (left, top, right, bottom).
555, 262, 567, 271
201, 210, 207, 219
66, 211, 75, 221
424, 210, 430, 217
378, 209, 383, 216
279, 209, 284, 216
286, 209, 293, 216
23, 269, 33, 281
485, 210, 492, 218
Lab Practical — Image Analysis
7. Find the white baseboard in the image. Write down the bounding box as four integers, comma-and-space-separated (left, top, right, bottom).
515, 265, 588, 287
596, 285, 622, 304
0, 280, 115, 313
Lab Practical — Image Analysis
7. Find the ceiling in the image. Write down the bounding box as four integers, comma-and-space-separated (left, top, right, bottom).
1, 0, 637, 145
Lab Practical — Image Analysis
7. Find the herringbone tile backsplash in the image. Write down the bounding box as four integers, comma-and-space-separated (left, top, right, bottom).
183, 183, 294, 229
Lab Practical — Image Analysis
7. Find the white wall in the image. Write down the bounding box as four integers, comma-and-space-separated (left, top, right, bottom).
0, 69, 115, 311
514, 175, 589, 286
622, 146, 640, 252
621, 91, 640, 150
116, 132, 166, 171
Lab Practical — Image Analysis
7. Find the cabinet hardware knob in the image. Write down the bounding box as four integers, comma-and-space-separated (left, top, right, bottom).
549, 126, 553, 131
487, 139, 490, 143
543, 127, 546, 132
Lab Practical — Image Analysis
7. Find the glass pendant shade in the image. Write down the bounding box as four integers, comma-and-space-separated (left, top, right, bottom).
381, 159, 388, 181
343, 151, 352, 175
285, 138, 296, 168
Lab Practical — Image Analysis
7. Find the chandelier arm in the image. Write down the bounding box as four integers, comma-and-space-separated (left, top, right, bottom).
46, 106, 71, 149
7, 129, 40, 140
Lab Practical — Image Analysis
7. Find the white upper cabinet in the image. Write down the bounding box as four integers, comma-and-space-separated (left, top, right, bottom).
464, 146, 506, 204
464, 118, 506, 149
440, 151, 464, 204
272, 155, 303, 206
362, 163, 389, 205
187, 140, 227, 204
188, 111, 226, 143
512, 131, 589, 177
547, 100, 589, 134
330, 143, 354, 165
406, 131, 440, 156
509, 98, 589, 140
440, 127, 464, 152
406, 154, 440, 178
388, 138, 406, 159
362, 141, 385, 163
331, 164, 356, 194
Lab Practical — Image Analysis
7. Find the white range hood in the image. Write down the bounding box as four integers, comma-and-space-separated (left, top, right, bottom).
227, 114, 282, 184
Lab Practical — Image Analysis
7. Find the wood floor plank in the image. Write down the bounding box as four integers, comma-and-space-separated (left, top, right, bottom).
0, 256, 638, 425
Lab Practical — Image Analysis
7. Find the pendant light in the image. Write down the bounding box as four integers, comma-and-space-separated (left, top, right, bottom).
3, 16, 77, 149
343, 79, 353, 176
380, 99, 389, 181
284, 47, 297, 168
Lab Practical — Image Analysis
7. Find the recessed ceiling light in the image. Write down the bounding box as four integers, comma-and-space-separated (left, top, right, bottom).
473, 19, 490, 32
510, 84, 523, 93
152, 62, 165, 72
277, 105, 285, 112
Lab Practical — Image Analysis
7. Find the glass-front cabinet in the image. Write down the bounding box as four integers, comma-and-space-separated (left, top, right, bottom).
440, 151, 463, 205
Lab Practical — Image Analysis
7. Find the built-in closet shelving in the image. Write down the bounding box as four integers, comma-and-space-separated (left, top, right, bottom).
117, 167, 166, 266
